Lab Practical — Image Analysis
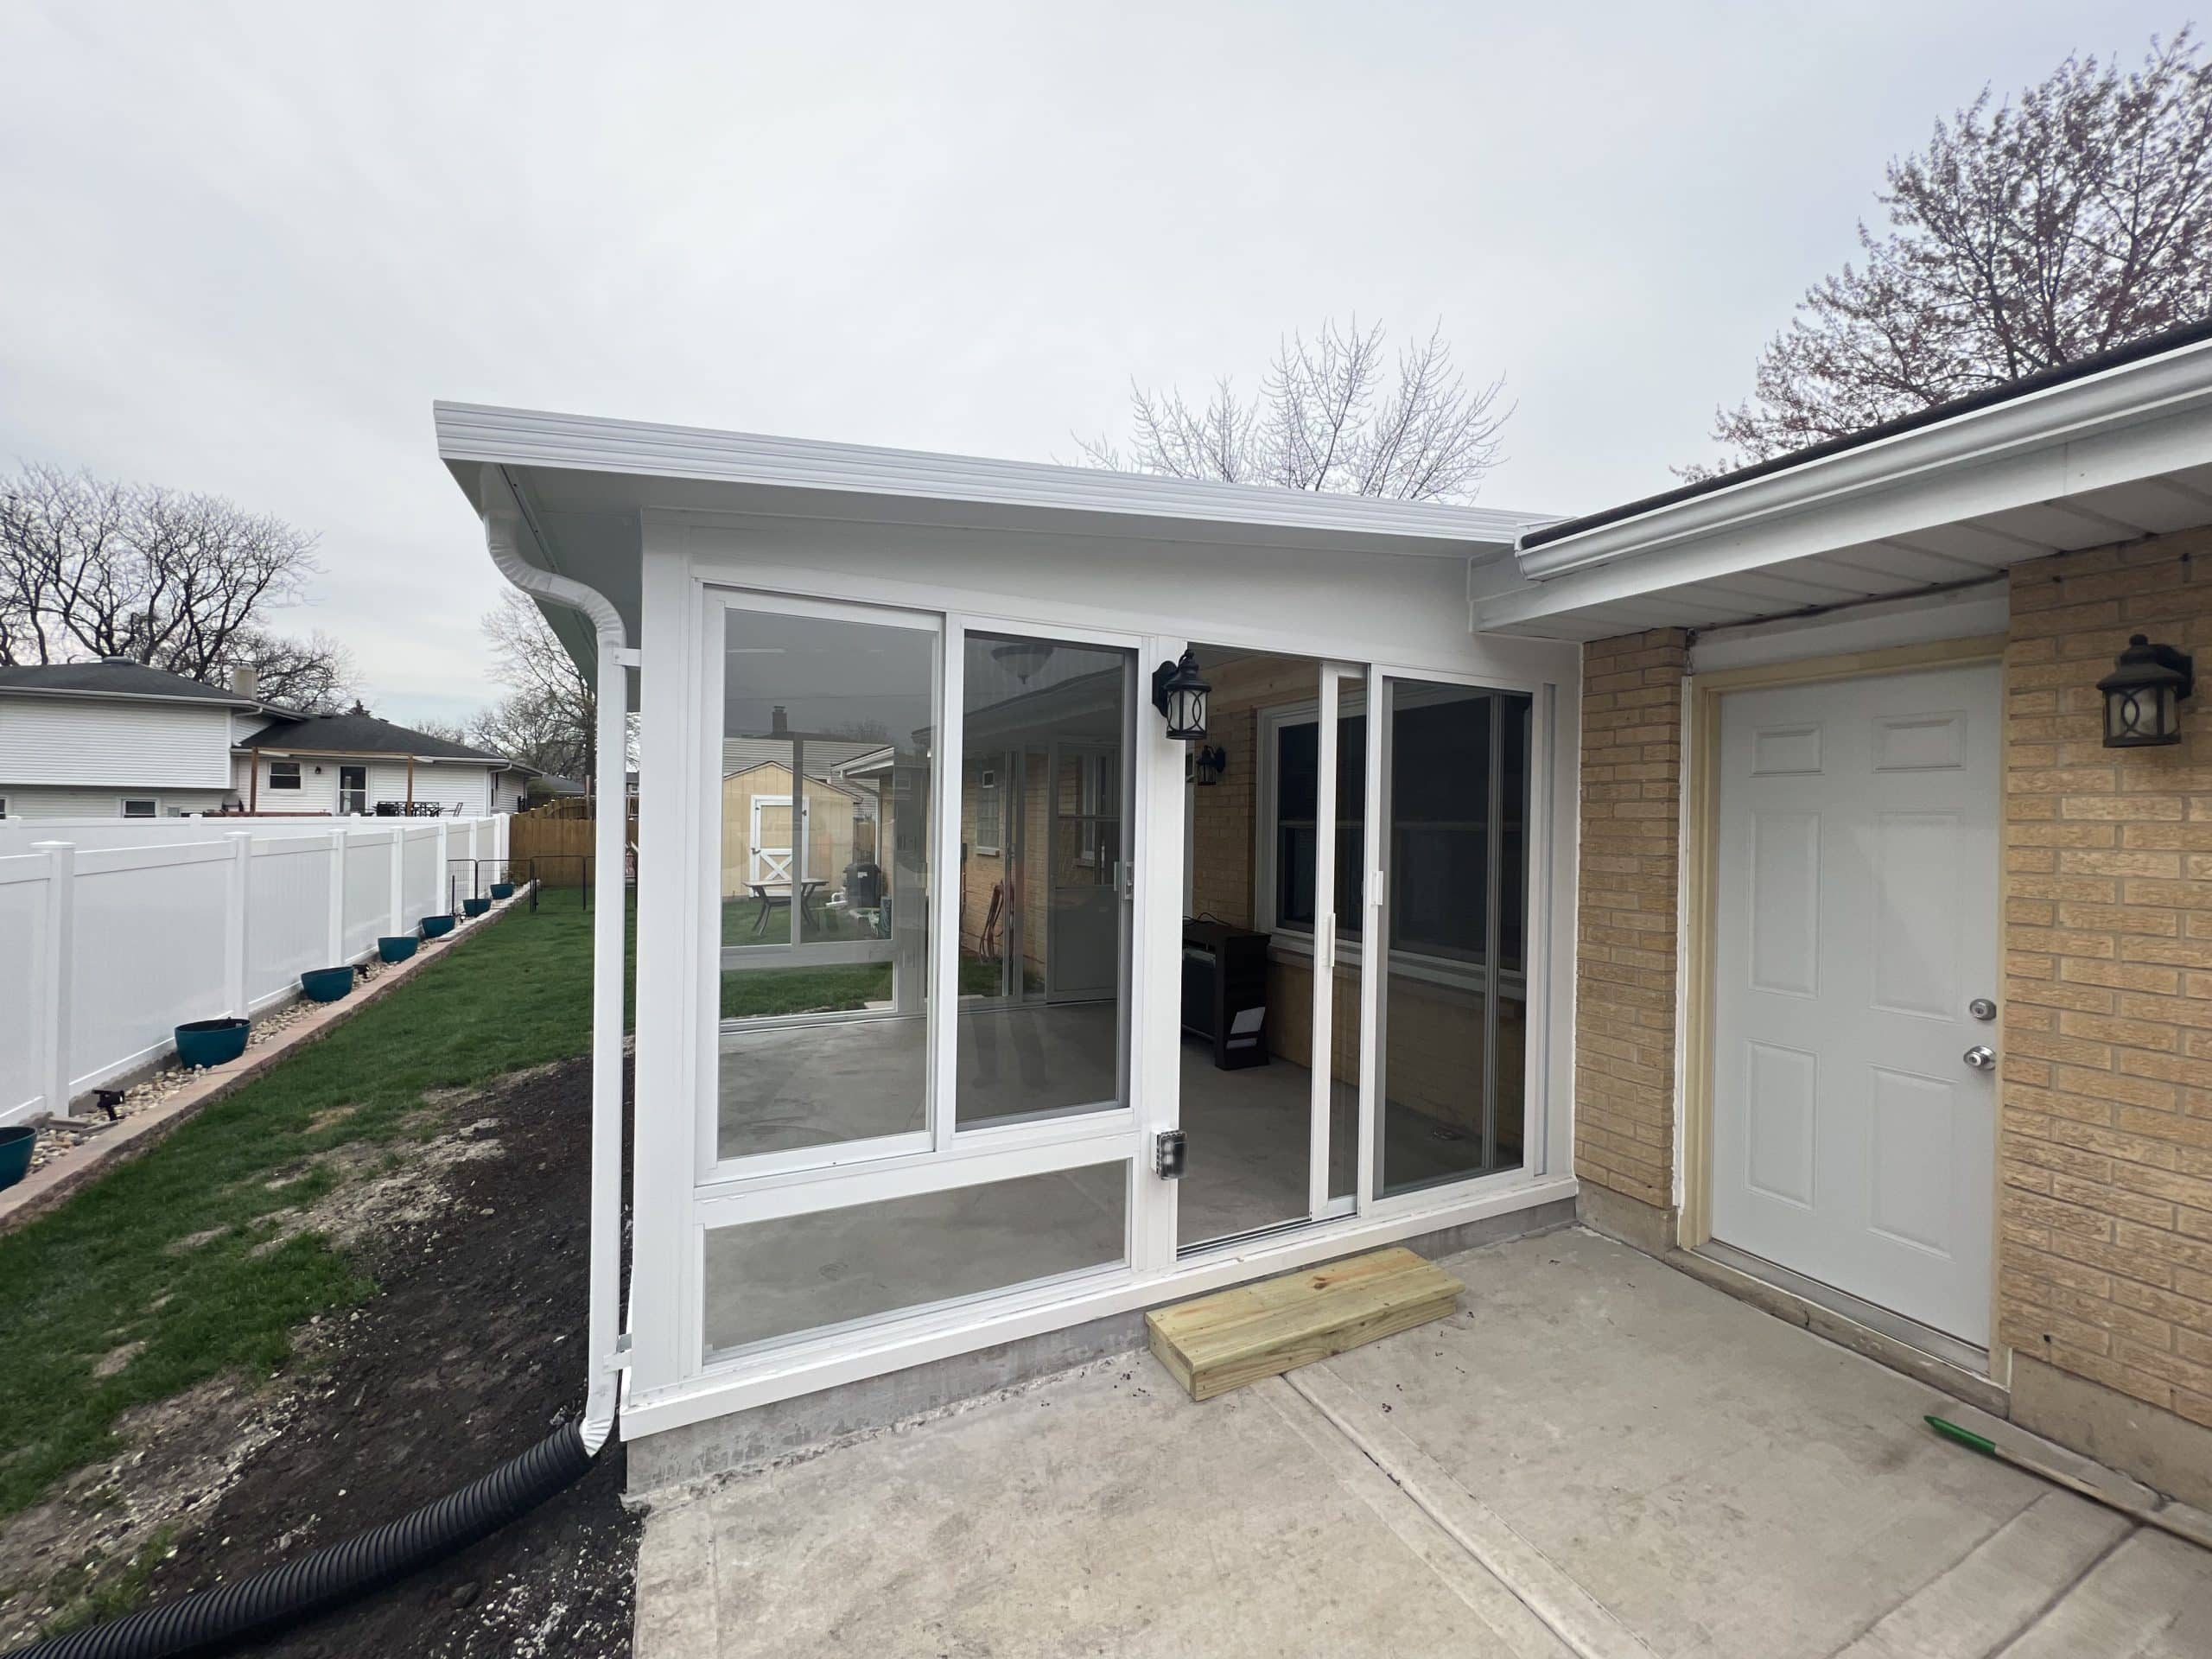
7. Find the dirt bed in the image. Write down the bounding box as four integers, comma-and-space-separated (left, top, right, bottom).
3, 1053, 639, 1657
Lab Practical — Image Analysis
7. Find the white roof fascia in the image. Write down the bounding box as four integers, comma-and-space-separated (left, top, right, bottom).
435, 402, 1551, 546
1510, 334, 2212, 586
0, 684, 262, 710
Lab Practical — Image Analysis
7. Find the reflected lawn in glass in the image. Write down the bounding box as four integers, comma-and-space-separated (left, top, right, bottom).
721, 896, 883, 946
721, 957, 1001, 1020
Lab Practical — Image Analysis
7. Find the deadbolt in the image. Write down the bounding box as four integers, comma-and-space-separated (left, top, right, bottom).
1963, 1045, 1996, 1071
1968, 998, 1998, 1022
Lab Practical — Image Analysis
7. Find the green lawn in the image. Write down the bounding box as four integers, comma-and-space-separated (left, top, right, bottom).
0, 899, 604, 1521
721, 894, 880, 945
720, 955, 1005, 1019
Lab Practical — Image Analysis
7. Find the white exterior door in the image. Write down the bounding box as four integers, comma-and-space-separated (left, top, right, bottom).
750, 796, 793, 886
1711, 662, 2000, 1346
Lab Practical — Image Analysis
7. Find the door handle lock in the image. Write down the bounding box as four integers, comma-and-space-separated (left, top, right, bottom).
1963, 1045, 1996, 1071
1968, 998, 1998, 1022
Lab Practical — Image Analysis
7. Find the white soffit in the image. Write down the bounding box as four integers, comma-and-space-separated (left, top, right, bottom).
435, 401, 1554, 553
1477, 332, 2212, 642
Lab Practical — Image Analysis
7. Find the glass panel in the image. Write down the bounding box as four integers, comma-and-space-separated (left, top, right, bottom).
702, 1162, 1128, 1357
957, 632, 1132, 1128
716, 604, 935, 1161
1376, 680, 1533, 1197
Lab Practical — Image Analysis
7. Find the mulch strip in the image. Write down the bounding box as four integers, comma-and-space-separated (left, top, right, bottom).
138, 1052, 639, 1658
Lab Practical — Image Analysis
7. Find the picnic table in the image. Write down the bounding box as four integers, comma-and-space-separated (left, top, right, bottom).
748, 879, 827, 934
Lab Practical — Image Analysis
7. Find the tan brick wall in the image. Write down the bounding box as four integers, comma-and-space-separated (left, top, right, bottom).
2000, 528, 2212, 1433
1573, 629, 1688, 1211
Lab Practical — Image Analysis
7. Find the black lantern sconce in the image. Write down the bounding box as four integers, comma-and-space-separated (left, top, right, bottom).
1193, 744, 1227, 786
1151, 648, 1210, 741
2097, 634, 2194, 747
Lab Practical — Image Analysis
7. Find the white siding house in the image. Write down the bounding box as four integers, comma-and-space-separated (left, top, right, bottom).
0, 662, 535, 820
232, 709, 535, 816
0, 660, 270, 818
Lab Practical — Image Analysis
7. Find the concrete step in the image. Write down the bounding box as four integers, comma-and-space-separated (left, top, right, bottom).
1147, 1246, 1461, 1402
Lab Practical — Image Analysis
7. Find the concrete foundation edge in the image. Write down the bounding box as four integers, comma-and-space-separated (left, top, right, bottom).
1574, 1182, 1675, 1257
2009, 1350, 2212, 1512
625, 1195, 1578, 1499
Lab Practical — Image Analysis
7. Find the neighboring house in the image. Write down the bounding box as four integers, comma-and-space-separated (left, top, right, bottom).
234, 709, 537, 816
0, 659, 534, 819
437, 313, 2212, 1513
0, 658, 283, 818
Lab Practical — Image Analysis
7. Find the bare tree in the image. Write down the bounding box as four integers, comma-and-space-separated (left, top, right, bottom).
1077, 317, 1511, 502
229, 626, 356, 714
0, 461, 350, 701
1694, 29, 2212, 477
469, 590, 597, 782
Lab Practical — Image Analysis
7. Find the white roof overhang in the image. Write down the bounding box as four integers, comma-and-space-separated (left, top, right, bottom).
1476, 329, 2212, 642
435, 402, 1555, 683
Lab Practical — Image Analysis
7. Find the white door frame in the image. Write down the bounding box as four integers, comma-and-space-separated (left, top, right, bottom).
1678, 634, 2009, 1365
749, 793, 794, 887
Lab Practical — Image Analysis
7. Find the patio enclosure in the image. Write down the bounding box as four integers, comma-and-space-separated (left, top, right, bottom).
692, 589, 1553, 1370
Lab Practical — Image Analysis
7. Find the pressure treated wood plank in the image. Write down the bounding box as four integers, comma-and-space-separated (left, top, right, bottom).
1147, 1247, 1463, 1401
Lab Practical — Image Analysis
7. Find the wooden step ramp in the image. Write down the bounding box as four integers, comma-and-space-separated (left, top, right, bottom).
1147, 1246, 1463, 1402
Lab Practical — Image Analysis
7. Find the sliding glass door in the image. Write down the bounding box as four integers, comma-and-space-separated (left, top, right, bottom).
1174, 651, 1366, 1253
1369, 677, 1533, 1198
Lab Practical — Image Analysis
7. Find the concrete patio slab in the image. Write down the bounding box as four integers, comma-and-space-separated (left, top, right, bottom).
635, 1228, 2212, 1659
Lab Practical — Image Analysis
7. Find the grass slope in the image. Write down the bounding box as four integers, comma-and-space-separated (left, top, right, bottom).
0, 899, 601, 1519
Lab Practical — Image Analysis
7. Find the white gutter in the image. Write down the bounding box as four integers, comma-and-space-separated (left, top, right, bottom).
1515, 332, 2212, 582
483, 508, 632, 1454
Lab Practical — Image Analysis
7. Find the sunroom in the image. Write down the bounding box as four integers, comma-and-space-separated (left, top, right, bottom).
436, 407, 1580, 1455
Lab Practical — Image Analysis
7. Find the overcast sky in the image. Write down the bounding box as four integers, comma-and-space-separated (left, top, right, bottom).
0, 3, 2186, 725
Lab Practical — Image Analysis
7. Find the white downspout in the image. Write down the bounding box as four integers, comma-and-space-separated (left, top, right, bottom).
484, 510, 632, 1454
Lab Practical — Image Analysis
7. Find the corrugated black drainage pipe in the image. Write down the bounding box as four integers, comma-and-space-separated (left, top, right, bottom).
3, 1421, 594, 1659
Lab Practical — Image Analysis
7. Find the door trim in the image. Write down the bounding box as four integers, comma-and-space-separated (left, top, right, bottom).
1678, 635, 2007, 1351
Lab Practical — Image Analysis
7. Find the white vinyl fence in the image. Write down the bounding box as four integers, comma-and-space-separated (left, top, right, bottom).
1, 816, 512, 1126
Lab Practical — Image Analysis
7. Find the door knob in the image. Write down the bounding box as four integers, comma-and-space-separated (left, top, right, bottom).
1963, 1045, 1996, 1071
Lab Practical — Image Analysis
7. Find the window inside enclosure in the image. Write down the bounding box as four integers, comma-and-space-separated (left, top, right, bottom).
1274, 715, 1363, 943
956, 632, 1134, 1128
1375, 681, 1533, 1197
716, 602, 936, 1163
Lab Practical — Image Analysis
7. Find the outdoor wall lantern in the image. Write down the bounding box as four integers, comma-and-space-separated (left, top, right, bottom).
1193, 744, 1228, 786
1151, 649, 1210, 741
2098, 634, 2195, 747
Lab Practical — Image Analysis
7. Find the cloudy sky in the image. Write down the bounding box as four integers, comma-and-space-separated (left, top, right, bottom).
0, 2, 2185, 724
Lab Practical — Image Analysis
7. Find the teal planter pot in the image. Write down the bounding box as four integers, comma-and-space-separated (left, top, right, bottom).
461, 897, 492, 918
489, 882, 515, 900
0, 1126, 33, 1192
421, 914, 456, 938
175, 1017, 249, 1069
378, 935, 418, 963
300, 965, 355, 1003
